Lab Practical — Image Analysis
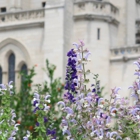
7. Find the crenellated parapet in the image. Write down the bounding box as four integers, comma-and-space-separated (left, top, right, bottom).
74, 0, 119, 25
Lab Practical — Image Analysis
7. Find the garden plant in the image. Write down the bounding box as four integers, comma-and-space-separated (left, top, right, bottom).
0, 41, 140, 140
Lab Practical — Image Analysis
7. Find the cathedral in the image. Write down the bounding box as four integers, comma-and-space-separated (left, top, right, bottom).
0, 0, 139, 96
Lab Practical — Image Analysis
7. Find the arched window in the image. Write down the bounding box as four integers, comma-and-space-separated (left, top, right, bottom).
0, 67, 2, 84
21, 64, 28, 83
8, 53, 15, 82
136, 32, 140, 44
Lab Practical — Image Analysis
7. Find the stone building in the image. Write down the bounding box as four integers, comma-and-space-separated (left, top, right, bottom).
0, 0, 139, 95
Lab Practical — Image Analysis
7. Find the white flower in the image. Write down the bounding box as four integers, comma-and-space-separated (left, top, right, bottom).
83, 102, 89, 108
63, 126, 68, 132
26, 130, 30, 137
137, 90, 140, 94
14, 124, 20, 131
9, 85, 13, 89
66, 114, 71, 119
67, 136, 71, 140
99, 104, 103, 108
46, 99, 51, 103
106, 123, 110, 128
134, 100, 137, 105
77, 115, 81, 119
99, 136, 103, 139
111, 113, 116, 116
116, 94, 120, 98
32, 98, 36, 102
136, 115, 140, 119
80, 99, 84, 104
35, 103, 39, 107
44, 104, 50, 111
90, 132, 94, 137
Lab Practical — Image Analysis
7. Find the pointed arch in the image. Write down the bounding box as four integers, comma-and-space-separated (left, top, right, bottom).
0, 38, 31, 70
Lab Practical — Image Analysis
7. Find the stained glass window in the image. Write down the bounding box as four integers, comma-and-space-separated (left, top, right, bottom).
0, 67, 2, 84
8, 53, 15, 82
21, 64, 27, 83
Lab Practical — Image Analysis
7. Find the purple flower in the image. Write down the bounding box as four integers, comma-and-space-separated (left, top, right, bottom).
65, 49, 78, 102
134, 61, 140, 69
64, 92, 75, 103
84, 51, 91, 60
23, 131, 30, 140
44, 117, 48, 123
33, 106, 40, 113
47, 128, 56, 136
33, 100, 38, 106
36, 122, 39, 126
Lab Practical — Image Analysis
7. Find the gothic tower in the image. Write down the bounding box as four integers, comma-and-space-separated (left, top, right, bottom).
72, 0, 119, 92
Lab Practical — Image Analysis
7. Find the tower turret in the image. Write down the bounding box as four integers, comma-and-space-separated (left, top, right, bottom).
73, 0, 119, 92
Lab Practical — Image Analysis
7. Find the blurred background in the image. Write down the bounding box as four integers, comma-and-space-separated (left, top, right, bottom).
0, 0, 139, 96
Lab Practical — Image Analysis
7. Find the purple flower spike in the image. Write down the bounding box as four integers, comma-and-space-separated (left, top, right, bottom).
73, 43, 80, 49
79, 40, 85, 47
84, 52, 91, 60
134, 61, 140, 69
98, 98, 103, 105
47, 129, 56, 136
57, 101, 65, 108
114, 87, 121, 94
65, 107, 73, 114
34, 92, 40, 99
36, 122, 39, 126
45, 95, 51, 100
44, 117, 48, 123
110, 131, 118, 139
134, 72, 140, 76
8, 81, 13, 85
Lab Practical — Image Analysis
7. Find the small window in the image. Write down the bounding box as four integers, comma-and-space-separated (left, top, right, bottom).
0, 67, 2, 84
42, 2, 46, 8
1, 7, 6, 13
136, 32, 140, 44
97, 28, 100, 40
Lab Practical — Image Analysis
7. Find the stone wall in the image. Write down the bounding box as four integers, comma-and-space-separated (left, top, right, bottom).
0, 25, 44, 88
43, 4, 64, 82
63, 0, 74, 79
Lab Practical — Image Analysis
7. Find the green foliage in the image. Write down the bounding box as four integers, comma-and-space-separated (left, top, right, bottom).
12, 66, 36, 139
0, 83, 17, 139
11, 59, 64, 139
115, 118, 140, 140
41, 59, 64, 139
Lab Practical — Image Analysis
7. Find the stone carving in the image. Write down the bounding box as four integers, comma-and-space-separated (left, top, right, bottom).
0, 9, 44, 23
74, 0, 119, 21
110, 46, 140, 57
